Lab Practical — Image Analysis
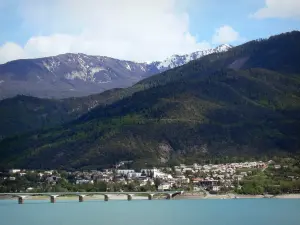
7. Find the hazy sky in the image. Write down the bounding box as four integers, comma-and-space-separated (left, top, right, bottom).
0, 0, 299, 63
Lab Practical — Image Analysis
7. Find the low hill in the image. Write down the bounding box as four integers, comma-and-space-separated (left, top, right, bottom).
0, 88, 131, 138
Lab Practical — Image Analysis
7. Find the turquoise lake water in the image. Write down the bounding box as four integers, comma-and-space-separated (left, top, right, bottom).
1, 199, 300, 225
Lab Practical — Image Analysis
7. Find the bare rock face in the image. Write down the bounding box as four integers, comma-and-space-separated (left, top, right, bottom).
158, 143, 173, 163
0, 45, 232, 99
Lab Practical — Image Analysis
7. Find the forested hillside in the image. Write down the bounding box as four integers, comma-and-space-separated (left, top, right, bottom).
0, 31, 299, 169
0, 87, 138, 138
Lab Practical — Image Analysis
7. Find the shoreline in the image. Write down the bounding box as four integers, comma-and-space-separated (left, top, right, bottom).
174, 193, 300, 199
1, 193, 300, 201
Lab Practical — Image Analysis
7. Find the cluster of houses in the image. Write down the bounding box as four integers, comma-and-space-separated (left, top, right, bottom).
71, 168, 176, 191
2, 161, 268, 193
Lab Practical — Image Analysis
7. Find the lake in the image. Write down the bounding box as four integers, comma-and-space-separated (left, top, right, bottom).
1, 199, 300, 225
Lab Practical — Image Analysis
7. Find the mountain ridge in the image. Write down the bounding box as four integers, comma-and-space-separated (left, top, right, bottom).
0, 44, 232, 99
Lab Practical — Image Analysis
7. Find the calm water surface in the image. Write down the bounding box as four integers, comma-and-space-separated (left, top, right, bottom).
1, 199, 300, 225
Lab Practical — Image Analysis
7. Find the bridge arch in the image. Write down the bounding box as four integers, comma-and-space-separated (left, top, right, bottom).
150, 192, 173, 200
147, 191, 183, 200
82, 193, 110, 201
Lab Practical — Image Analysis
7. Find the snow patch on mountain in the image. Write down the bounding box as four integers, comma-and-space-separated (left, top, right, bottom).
140, 65, 146, 72
65, 71, 87, 81
90, 66, 106, 74
65, 66, 107, 82
215, 44, 232, 52
42, 58, 61, 73
156, 44, 232, 71
125, 63, 132, 71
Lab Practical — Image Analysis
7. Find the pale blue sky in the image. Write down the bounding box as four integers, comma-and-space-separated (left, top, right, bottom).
187, 0, 300, 43
0, 0, 299, 63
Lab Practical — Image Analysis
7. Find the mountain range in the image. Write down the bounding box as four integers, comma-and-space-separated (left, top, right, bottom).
0, 31, 299, 169
0, 45, 232, 99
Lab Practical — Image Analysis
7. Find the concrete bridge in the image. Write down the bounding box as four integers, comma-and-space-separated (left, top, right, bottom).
0, 191, 184, 204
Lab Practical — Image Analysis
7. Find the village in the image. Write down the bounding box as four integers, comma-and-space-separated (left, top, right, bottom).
0, 160, 270, 194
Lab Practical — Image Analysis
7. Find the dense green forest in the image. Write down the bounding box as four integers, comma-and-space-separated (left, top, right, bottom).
0, 31, 300, 169
0, 88, 134, 138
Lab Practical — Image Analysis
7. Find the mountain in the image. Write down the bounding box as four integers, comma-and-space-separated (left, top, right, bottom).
0, 45, 232, 99
0, 31, 300, 169
153, 44, 232, 71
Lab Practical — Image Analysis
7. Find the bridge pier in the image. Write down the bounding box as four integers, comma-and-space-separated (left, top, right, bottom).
127, 194, 133, 201
166, 193, 172, 200
18, 196, 26, 204
79, 195, 86, 202
50, 195, 59, 203
148, 194, 154, 200
104, 194, 109, 201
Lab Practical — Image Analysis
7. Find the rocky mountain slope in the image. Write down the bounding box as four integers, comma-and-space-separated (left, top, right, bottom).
0, 31, 300, 169
0, 45, 231, 99
153, 44, 232, 70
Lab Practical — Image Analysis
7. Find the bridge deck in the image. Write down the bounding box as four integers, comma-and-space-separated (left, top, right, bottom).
0, 191, 183, 196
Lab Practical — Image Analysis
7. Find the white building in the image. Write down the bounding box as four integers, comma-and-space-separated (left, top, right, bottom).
127, 172, 142, 178
212, 186, 221, 192
9, 169, 21, 174
44, 170, 54, 175
151, 171, 173, 179
116, 169, 135, 175
158, 183, 171, 191
76, 179, 94, 184
9, 177, 16, 181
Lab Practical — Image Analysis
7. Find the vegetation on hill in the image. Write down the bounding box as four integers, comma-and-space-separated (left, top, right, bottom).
236, 156, 300, 195
0, 31, 300, 169
0, 88, 136, 139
